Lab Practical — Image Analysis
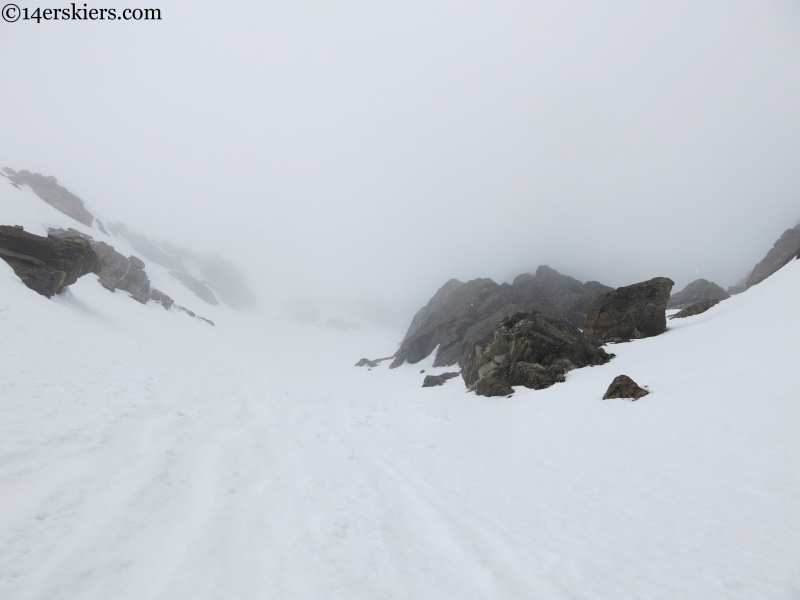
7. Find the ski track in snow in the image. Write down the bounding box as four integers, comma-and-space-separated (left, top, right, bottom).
1, 193, 800, 598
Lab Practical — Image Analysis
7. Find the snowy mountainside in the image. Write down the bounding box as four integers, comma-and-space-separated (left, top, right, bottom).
0, 176, 227, 321
1, 176, 799, 597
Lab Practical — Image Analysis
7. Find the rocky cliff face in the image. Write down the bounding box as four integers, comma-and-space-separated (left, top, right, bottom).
668, 278, 729, 309
583, 277, 674, 344
390, 278, 561, 369
391, 266, 612, 369
49, 228, 154, 304
401, 278, 465, 343
2, 167, 256, 311
2, 169, 95, 226
0, 226, 99, 297
461, 311, 612, 396
511, 265, 612, 327
745, 224, 800, 289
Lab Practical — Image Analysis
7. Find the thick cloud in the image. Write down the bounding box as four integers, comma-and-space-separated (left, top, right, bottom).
1, 0, 799, 326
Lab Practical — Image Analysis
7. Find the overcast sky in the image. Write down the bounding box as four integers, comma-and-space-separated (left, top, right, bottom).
2, 0, 799, 325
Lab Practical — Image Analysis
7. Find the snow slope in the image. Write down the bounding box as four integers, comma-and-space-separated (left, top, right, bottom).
1, 183, 799, 598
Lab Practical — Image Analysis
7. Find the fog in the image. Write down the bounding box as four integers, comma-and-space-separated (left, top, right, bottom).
2, 0, 800, 327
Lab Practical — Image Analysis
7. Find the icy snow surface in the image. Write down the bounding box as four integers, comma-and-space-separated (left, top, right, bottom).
1, 186, 799, 598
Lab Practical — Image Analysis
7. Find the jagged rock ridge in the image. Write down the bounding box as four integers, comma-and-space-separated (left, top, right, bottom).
668, 279, 729, 309
745, 223, 800, 289
2, 168, 94, 226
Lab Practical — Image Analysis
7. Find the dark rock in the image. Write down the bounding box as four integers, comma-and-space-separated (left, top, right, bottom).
176, 304, 214, 326
726, 276, 748, 296
462, 311, 613, 397
474, 377, 515, 397
48, 227, 152, 303
421, 372, 461, 387
169, 270, 219, 305
390, 278, 561, 369
669, 298, 720, 319
512, 266, 613, 328
668, 279, 729, 309
355, 357, 393, 368
401, 278, 466, 343
0, 225, 99, 297
745, 223, 800, 289
392, 267, 613, 370
2, 169, 94, 226
603, 375, 649, 400
583, 277, 674, 345
150, 288, 174, 310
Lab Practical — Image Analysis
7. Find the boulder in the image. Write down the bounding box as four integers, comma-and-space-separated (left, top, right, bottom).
2, 168, 94, 226
149, 288, 174, 310
462, 311, 613, 397
475, 377, 515, 397
668, 279, 729, 309
745, 223, 800, 289
669, 298, 720, 320
0, 225, 99, 297
603, 375, 649, 400
583, 277, 674, 344
421, 372, 461, 387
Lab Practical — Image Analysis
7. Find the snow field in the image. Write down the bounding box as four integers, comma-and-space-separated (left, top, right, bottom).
1, 177, 799, 598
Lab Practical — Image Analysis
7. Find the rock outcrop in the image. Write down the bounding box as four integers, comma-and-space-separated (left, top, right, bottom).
726, 276, 748, 296
2, 169, 94, 226
462, 311, 613, 397
49, 227, 151, 304
583, 277, 674, 345
603, 375, 649, 400
511, 265, 613, 327
0, 225, 99, 297
392, 267, 613, 370
390, 278, 559, 369
669, 298, 720, 320
668, 279, 729, 309
422, 372, 460, 387
401, 278, 466, 344
745, 223, 800, 289
149, 288, 174, 310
